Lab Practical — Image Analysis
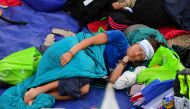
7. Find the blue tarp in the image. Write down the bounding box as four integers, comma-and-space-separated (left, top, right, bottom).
0, 86, 132, 109
0, 3, 79, 60
0, 2, 132, 109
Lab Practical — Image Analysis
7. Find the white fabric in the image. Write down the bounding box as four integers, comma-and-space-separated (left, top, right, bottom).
101, 83, 120, 109
124, 7, 133, 13
114, 66, 146, 89
138, 39, 154, 60
0, 5, 8, 8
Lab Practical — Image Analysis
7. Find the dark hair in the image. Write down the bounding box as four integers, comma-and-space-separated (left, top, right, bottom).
147, 36, 166, 52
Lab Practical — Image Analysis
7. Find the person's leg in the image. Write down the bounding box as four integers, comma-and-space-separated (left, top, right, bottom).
27, 83, 90, 106
48, 89, 74, 100
25, 79, 90, 105
24, 81, 59, 103
48, 83, 90, 100
80, 84, 90, 96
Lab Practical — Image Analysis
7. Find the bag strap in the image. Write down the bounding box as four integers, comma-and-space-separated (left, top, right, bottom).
172, 51, 180, 60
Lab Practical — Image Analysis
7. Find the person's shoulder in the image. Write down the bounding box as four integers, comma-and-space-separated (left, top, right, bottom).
107, 30, 123, 33
106, 30, 124, 35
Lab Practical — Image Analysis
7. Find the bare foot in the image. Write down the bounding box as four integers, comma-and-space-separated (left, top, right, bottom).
24, 88, 41, 104
28, 99, 34, 106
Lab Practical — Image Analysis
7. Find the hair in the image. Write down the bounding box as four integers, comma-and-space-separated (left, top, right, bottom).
147, 36, 166, 52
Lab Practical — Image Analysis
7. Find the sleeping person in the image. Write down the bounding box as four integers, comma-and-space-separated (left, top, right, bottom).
24, 30, 165, 105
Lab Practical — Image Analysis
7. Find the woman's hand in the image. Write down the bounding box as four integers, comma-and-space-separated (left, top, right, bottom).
112, 2, 124, 10
60, 51, 73, 66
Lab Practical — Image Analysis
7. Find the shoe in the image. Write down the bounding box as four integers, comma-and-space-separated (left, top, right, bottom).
52, 28, 76, 37
44, 34, 55, 46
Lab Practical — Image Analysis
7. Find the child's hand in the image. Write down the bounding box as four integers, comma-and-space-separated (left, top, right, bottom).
112, 2, 124, 10
125, 55, 135, 62
60, 51, 73, 66
122, 56, 130, 63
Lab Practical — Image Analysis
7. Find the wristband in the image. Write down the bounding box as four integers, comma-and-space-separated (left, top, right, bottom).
118, 60, 127, 66
68, 50, 74, 57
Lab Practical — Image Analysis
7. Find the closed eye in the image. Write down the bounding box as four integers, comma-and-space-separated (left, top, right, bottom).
139, 47, 145, 60
139, 46, 143, 52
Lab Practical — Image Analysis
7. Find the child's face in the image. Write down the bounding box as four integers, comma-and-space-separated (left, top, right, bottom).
126, 44, 145, 62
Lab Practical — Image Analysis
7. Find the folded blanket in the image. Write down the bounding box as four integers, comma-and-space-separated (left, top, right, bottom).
0, 32, 107, 109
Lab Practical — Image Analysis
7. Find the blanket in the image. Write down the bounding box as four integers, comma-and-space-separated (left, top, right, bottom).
0, 32, 107, 109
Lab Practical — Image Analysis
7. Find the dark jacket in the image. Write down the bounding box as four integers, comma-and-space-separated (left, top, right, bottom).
163, 0, 190, 30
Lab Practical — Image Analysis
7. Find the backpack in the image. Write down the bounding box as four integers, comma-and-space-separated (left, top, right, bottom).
137, 46, 184, 85
172, 45, 190, 68
64, 0, 116, 25
174, 68, 190, 99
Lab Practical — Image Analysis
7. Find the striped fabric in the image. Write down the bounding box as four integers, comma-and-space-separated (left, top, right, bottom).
108, 16, 128, 30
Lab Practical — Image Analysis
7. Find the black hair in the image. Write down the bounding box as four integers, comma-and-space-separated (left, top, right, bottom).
147, 36, 166, 52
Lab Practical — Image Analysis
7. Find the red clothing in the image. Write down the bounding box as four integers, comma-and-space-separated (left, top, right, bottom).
87, 19, 190, 39
87, 19, 108, 33
108, 16, 128, 31
0, 0, 22, 7
158, 26, 190, 40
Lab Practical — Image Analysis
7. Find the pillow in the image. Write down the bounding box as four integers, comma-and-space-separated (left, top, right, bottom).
23, 0, 67, 12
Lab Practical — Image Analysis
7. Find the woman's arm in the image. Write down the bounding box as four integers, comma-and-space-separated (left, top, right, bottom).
109, 56, 129, 83
60, 33, 108, 66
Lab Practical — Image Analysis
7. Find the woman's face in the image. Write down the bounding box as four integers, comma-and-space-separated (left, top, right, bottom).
126, 44, 145, 62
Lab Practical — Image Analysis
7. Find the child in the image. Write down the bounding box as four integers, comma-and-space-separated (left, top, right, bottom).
24, 30, 165, 105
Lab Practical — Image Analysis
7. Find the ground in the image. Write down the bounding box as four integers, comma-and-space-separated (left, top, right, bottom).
168, 34, 190, 47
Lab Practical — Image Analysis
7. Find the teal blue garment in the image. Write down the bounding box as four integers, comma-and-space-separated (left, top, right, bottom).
0, 32, 107, 109
127, 27, 169, 47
